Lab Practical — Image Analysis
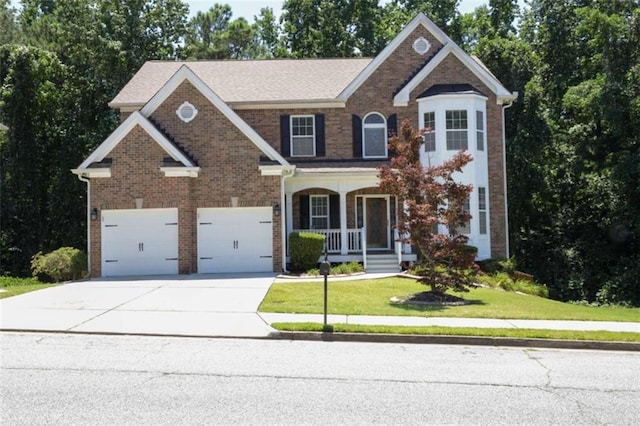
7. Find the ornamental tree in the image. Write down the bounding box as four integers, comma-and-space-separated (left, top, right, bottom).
379, 119, 475, 294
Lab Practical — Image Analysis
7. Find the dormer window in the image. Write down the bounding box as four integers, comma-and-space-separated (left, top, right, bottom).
363, 112, 387, 158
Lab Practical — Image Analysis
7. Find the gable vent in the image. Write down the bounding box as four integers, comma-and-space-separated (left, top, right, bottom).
412, 36, 431, 55
176, 101, 198, 123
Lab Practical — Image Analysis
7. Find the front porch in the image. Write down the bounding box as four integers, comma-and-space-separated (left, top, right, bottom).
282, 165, 417, 272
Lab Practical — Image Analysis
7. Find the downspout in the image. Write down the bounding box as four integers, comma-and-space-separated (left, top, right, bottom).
280, 168, 294, 273
76, 174, 91, 276
501, 95, 516, 258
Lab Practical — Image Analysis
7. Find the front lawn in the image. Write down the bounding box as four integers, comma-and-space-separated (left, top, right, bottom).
0, 276, 53, 299
260, 278, 640, 322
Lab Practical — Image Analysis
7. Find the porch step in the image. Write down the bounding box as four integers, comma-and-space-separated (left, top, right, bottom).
366, 254, 401, 273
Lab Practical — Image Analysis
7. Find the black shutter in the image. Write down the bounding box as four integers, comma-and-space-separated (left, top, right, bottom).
315, 114, 325, 157
387, 113, 397, 157
329, 194, 340, 229
299, 194, 309, 230
280, 115, 290, 156
352, 114, 362, 158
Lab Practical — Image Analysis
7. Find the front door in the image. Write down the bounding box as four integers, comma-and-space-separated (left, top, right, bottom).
364, 197, 389, 250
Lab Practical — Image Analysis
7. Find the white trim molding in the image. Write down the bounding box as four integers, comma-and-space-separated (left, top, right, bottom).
73, 111, 197, 177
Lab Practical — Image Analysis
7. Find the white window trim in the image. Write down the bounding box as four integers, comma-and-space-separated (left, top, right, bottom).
362, 112, 388, 158
310, 195, 329, 230
290, 115, 316, 157
176, 101, 198, 123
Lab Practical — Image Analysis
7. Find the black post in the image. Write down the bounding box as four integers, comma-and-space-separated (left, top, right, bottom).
319, 245, 332, 332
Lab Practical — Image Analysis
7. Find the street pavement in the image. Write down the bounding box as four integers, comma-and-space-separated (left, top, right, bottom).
1, 273, 638, 339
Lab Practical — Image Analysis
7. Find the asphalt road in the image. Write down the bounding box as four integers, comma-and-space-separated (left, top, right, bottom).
1, 332, 638, 425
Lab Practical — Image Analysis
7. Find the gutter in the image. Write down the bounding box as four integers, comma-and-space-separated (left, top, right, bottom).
501, 92, 517, 258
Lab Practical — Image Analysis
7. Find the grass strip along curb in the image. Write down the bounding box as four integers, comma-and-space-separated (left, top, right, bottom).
272, 324, 640, 352
272, 322, 640, 344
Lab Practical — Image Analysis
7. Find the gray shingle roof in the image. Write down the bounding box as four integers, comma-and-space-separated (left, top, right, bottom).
110, 58, 372, 107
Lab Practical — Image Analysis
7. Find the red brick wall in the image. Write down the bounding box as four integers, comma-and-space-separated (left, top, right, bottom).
91, 81, 281, 276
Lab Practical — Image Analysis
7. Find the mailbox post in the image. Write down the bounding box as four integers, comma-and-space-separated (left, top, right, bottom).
319, 246, 332, 332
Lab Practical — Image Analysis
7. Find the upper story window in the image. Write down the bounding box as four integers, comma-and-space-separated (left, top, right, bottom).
423, 111, 436, 152
478, 187, 487, 235
363, 112, 387, 158
291, 115, 315, 157
446, 110, 468, 150
476, 110, 485, 151
310, 195, 329, 229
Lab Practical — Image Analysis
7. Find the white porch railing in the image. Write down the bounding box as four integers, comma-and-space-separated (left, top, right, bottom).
291, 228, 363, 253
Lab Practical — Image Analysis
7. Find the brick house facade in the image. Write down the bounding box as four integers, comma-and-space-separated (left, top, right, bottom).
73, 14, 516, 277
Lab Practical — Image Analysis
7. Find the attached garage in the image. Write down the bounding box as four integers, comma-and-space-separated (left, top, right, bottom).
101, 208, 179, 277
197, 207, 273, 273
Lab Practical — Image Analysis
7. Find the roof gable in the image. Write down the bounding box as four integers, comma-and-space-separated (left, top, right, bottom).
394, 44, 515, 106
337, 13, 516, 105
140, 65, 289, 166
73, 111, 199, 177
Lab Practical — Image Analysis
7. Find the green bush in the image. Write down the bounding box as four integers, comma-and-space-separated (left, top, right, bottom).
332, 261, 364, 275
289, 232, 325, 272
31, 247, 87, 282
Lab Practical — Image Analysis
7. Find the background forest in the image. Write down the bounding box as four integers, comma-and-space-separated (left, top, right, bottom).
1, 0, 638, 305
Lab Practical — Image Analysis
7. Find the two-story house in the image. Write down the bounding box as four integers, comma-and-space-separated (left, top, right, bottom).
72, 13, 516, 277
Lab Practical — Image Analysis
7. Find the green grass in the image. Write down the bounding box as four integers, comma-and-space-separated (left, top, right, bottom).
259, 277, 640, 322
272, 322, 640, 343
0, 276, 53, 299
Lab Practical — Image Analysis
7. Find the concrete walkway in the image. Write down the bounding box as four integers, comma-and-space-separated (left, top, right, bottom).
1, 274, 639, 338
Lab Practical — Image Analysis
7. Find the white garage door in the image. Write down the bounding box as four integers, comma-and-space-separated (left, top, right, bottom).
101, 209, 179, 277
198, 207, 273, 273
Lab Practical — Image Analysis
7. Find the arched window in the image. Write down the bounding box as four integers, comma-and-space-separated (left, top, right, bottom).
362, 113, 387, 158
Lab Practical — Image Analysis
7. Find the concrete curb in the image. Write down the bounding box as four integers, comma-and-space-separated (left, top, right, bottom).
2, 328, 638, 352
273, 331, 640, 352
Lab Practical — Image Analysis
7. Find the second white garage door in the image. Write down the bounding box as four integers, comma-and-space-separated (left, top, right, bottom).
197, 207, 273, 273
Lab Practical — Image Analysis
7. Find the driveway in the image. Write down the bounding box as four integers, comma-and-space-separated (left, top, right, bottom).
0, 274, 277, 337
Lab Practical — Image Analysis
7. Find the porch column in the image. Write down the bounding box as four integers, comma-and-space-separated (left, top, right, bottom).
285, 192, 293, 255
340, 191, 348, 255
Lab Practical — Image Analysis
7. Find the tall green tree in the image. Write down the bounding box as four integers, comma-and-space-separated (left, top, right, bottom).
380, 0, 464, 45
281, 0, 382, 57
0, 46, 72, 275
1, 0, 190, 276
0, 0, 22, 44
505, 0, 640, 305
250, 7, 287, 58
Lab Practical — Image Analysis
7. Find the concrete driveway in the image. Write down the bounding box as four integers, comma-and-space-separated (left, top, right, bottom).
0, 274, 277, 337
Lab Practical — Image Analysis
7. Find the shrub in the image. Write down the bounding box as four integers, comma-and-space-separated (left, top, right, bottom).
289, 232, 325, 272
475, 272, 549, 298
31, 247, 87, 282
331, 261, 364, 275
